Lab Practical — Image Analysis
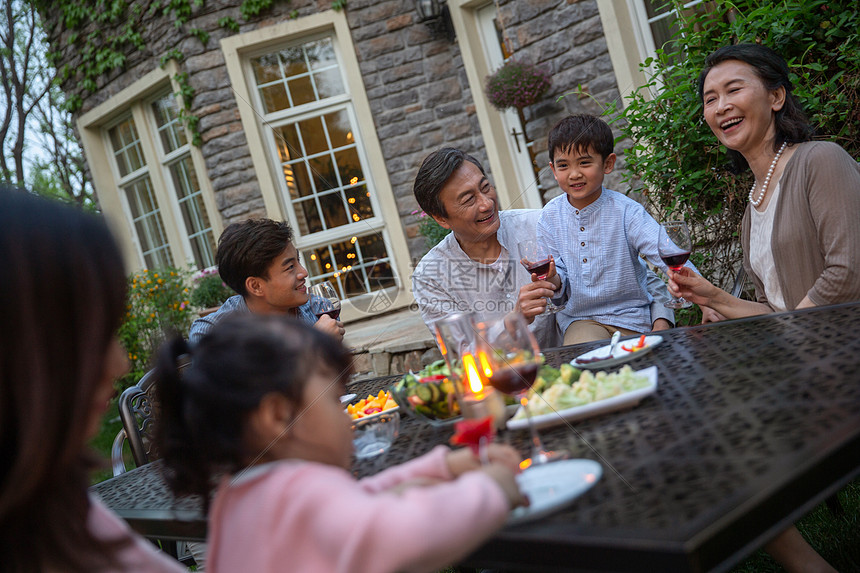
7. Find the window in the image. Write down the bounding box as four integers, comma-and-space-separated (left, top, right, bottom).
630, 0, 706, 67
105, 92, 216, 270
249, 35, 395, 301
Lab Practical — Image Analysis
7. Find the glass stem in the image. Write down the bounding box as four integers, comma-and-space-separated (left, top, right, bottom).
521, 394, 547, 465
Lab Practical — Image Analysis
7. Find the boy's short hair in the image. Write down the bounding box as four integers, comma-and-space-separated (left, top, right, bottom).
215, 219, 294, 297
413, 147, 487, 218
548, 114, 615, 163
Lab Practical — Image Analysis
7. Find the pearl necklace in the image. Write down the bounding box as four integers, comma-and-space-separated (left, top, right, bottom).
749, 141, 787, 208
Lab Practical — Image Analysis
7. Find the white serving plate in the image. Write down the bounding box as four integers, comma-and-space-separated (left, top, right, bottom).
571, 335, 663, 370
507, 366, 658, 431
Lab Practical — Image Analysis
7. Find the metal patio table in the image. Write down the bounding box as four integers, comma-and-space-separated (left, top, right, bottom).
90, 302, 860, 572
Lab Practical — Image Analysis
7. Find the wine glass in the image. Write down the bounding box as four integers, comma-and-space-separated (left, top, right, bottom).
517, 239, 562, 315
309, 280, 341, 320
658, 221, 693, 309
476, 312, 567, 466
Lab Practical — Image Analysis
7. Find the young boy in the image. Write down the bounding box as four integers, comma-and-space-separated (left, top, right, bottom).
538, 114, 693, 345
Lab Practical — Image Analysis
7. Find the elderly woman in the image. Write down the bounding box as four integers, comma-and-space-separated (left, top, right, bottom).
671, 44, 859, 573
671, 43, 860, 318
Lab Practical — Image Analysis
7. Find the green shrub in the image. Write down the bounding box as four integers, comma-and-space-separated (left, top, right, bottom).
600, 0, 859, 324
414, 210, 451, 252
190, 268, 235, 309
117, 267, 194, 391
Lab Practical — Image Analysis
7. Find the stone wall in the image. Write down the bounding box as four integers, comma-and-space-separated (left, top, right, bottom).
40, 0, 631, 261
496, 0, 633, 200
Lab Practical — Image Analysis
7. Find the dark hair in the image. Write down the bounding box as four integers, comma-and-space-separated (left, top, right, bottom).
155, 314, 353, 504
0, 186, 129, 571
216, 219, 294, 297
698, 43, 813, 173
413, 147, 487, 218
548, 114, 615, 163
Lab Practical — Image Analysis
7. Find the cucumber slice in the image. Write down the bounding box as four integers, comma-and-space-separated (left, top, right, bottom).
427, 383, 441, 402
415, 384, 433, 403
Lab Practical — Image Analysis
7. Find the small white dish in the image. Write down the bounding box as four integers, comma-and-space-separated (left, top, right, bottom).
340, 393, 357, 404
507, 459, 602, 525
571, 335, 663, 370
507, 366, 658, 431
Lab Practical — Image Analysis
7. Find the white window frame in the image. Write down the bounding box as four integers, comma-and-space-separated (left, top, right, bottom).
221, 10, 414, 321
77, 62, 221, 272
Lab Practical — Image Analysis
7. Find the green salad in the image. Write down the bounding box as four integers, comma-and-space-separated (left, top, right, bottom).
395, 360, 461, 420
515, 364, 649, 418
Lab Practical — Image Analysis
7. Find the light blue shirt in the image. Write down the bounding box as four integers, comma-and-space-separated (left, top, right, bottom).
188, 294, 318, 344
412, 209, 674, 349
537, 188, 691, 335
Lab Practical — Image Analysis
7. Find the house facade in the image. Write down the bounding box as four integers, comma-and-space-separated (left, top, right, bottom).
40, 0, 691, 321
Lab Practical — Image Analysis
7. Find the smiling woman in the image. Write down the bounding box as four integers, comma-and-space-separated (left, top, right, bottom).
668, 44, 860, 573
670, 44, 860, 320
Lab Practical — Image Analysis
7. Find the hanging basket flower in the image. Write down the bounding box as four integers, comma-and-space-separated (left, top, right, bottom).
484, 59, 552, 111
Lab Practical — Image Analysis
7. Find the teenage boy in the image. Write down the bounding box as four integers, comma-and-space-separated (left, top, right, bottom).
189, 218, 344, 343
538, 114, 694, 345
411, 147, 674, 348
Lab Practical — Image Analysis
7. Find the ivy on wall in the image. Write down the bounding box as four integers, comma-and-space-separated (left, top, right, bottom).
35, 0, 346, 145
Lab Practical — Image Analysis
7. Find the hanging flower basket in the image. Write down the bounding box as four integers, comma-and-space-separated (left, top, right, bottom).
484, 59, 552, 111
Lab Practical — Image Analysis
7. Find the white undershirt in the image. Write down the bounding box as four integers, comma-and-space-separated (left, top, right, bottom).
749, 181, 787, 311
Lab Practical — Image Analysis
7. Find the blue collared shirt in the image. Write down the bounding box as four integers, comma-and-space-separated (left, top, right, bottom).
538, 188, 691, 335
188, 294, 318, 344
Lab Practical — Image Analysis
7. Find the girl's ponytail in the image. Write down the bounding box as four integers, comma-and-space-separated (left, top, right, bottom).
154, 337, 212, 503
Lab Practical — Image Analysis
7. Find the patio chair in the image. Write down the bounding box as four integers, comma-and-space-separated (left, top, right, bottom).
111, 355, 190, 475
109, 356, 198, 567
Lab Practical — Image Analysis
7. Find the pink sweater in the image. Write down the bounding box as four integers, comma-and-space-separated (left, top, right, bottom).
88, 494, 187, 572
206, 446, 510, 573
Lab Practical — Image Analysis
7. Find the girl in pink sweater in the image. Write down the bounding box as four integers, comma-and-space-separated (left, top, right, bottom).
155, 314, 525, 573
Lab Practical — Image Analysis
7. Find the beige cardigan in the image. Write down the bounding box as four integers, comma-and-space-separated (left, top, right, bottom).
741, 141, 860, 310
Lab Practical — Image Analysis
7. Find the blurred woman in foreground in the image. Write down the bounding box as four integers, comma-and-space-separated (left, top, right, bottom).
0, 186, 185, 572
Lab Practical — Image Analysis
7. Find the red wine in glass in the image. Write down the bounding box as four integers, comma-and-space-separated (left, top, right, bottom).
523, 259, 552, 281
310, 280, 342, 320
660, 251, 691, 271
477, 313, 567, 465
517, 240, 561, 314
658, 221, 693, 309
315, 308, 341, 321
488, 363, 538, 394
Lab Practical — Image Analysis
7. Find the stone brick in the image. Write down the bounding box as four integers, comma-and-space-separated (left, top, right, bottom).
406, 109, 434, 127
381, 133, 422, 157
201, 124, 230, 143
420, 77, 461, 104
204, 130, 248, 155
386, 13, 413, 32
358, 0, 404, 26
386, 74, 427, 93
198, 108, 240, 132
361, 35, 405, 60
405, 26, 433, 46
377, 122, 409, 139
207, 155, 255, 179
381, 61, 424, 84
192, 67, 230, 92
370, 351, 391, 376
185, 50, 226, 72
382, 89, 419, 109
351, 20, 388, 42
350, 352, 373, 375
433, 101, 465, 119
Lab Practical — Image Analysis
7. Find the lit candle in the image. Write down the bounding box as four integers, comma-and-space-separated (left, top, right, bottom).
460, 353, 506, 428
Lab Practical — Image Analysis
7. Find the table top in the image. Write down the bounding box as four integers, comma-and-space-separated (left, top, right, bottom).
91, 302, 860, 571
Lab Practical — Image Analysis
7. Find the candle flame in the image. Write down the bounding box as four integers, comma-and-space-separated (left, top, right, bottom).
463, 354, 484, 394
478, 351, 493, 378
